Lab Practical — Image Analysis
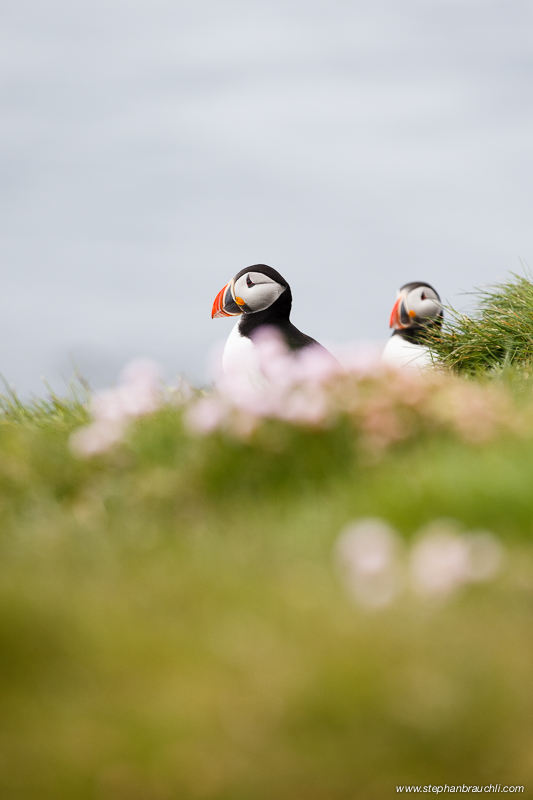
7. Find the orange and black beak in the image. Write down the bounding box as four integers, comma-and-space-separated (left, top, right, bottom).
211, 280, 245, 319
389, 292, 416, 329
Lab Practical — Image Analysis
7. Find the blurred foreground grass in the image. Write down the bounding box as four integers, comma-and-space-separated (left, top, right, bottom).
1, 373, 533, 799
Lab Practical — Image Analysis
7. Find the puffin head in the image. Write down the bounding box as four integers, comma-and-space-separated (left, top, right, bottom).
389, 281, 443, 331
212, 265, 291, 319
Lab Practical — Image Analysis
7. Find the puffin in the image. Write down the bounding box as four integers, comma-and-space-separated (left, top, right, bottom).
211, 264, 333, 378
381, 281, 443, 370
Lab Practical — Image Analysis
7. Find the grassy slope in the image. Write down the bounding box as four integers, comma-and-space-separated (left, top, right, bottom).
1, 389, 533, 798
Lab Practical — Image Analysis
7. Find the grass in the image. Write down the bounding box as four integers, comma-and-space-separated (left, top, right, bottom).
1, 363, 533, 798
423, 271, 533, 373
0, 373, 89, 428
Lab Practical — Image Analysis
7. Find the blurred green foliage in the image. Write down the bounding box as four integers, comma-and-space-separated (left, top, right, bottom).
1, 379, 533, 799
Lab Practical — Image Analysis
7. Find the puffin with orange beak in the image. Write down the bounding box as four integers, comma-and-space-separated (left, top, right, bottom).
212, 264, 332, 377
381, 281, 443, 370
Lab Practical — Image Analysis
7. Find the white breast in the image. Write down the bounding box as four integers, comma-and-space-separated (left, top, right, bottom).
221, 321, 266, 388
381, 334, 433, 371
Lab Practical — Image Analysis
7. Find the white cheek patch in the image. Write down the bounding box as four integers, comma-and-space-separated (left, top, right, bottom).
246, 282, 285, 312
234, 274, 286, 312
407, 289, 441, 320
419, 300, 441, 318
411, 298, 441, 319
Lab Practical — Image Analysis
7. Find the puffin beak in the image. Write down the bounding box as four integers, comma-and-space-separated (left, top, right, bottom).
211, 281, 243, 318
389, 293, 415, 329
212, 283, 231, 318
389, 297, 403, 329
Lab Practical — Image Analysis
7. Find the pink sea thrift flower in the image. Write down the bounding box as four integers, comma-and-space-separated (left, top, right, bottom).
70, 419, 126, 457
359, 395, 408, 451
293, 343, 340, 386
92, 358, 161, 422
193, 328, 528, 449
185, 395, 227, 434
70, 358, 162, 457
279, 385, 329, 426
253, 327, 295, 389
336, 518, 403, 609
410, 521, 505, 598
335, 342, 383, 377
409, 522, 471, 598
430, 382, 512, 443
195, 327, 339, 433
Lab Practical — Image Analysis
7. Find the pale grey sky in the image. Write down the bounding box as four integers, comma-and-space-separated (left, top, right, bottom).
2, 0, 533, 393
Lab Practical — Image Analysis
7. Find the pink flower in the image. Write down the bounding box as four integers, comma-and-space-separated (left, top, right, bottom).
253, 327, 296, 389
409, 521, 505, 598
70, 419, 125, 457
335, 342, 383, 377
293, 344, 340, 386
119, 358, 161, 393
336, 518, 403, 609
428, 381, 514, 444
70, 358, 162, 457
410, 522, 471, 598
359, 396, 408, 451
91, 358, 161, 422
279, 385, 329, 426
185, 395, 227, 434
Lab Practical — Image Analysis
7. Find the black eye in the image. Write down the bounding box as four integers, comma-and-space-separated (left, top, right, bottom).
246, 275, 254, 288
421, 291, 427, 300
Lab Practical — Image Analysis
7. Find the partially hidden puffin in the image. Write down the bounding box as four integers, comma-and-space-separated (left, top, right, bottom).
381, 281, 443, 370
212, 264, 333, 378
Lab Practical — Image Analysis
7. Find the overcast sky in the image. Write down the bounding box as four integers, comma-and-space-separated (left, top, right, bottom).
2, 0, 533, 394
